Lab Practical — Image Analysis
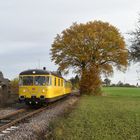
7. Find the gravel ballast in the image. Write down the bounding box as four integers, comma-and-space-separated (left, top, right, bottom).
0, 96, 78, 140
0, 102, 27, 116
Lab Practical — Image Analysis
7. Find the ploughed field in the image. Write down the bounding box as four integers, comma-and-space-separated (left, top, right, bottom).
49, 87, 140, 140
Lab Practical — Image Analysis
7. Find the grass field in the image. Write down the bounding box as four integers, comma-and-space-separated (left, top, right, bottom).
103, 87, 140, 97
48, 87, 140, 140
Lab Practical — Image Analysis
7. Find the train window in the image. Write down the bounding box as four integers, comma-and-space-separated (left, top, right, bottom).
35, 76, 46, 86
22, 76, 33, 86
61, 79, 63, 87
54, 78, 56, 86
58, 79, 60, 86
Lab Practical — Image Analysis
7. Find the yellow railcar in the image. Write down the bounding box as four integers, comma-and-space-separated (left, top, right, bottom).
19, 69, 72, 105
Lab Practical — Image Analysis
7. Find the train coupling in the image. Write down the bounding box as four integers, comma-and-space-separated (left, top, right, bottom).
19, 96, 25, 102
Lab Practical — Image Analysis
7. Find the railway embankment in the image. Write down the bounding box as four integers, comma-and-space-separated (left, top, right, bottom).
0, 95, 78, 140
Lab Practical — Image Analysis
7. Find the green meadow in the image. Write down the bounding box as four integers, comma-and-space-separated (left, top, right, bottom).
103, 87, 140, 97
48, 87, 140, 140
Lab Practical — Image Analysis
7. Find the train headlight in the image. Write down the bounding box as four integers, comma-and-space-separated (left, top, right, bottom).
42, 89, 45, 93
23, 89, 26, 92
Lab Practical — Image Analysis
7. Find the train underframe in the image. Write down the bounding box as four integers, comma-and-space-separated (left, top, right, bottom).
19, 94, 70, 106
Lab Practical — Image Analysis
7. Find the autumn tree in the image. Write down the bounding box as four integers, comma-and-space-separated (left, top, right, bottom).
10, 77, 19, 94
70, 75, 80, 90
51, 20, 128, 95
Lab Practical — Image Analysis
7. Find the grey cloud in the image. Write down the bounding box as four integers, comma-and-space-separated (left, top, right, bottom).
0, 0, 140, 83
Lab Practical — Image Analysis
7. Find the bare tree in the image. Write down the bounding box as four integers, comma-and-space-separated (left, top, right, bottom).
130, 15, 140, 62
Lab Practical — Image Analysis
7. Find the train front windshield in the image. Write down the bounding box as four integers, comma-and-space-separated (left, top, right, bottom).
19, 76, 50, 86
35, 76, 47, 86
21, 76, 33, 86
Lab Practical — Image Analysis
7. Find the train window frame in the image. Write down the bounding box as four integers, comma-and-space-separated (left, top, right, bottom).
19, 76, 23, 86
49, 76, 52, 86
46, 76, 50, 86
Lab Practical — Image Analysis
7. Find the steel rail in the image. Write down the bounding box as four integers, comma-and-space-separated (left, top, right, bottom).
0, 109, 27, 120
0, 94, 74, 132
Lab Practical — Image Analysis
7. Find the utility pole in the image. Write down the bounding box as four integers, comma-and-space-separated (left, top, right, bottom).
136, 70, 140, 81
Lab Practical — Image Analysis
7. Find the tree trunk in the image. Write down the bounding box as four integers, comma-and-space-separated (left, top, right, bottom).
80, 66, 102, 95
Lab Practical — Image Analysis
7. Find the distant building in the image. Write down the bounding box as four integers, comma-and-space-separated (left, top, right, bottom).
0, 71, 10, 87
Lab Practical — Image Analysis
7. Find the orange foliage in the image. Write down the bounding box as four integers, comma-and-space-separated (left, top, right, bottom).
51, 21, 128, 95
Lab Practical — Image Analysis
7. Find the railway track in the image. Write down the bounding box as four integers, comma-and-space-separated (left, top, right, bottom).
0, 107, 46, 132
0, 96, 70, 134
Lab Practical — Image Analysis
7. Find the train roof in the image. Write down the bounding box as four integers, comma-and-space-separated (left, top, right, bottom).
19, 69, 63, 78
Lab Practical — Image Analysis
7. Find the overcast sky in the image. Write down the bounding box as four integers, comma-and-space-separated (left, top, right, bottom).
0, 0, 140, 84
